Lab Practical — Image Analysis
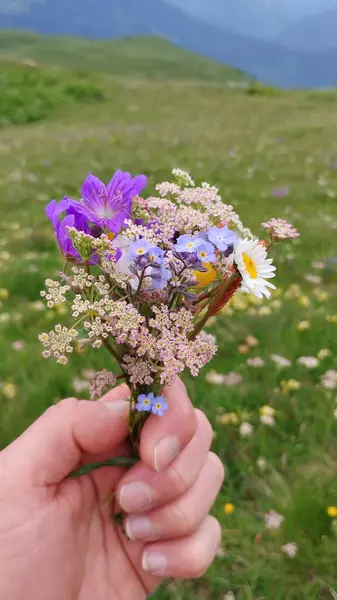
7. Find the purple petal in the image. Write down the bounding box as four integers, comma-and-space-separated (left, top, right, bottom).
81, 173, 107, 212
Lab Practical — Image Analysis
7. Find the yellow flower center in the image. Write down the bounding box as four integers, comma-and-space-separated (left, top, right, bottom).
200, 251, 207, 258
107, 232, 115, 241
187, 243, 194, 248
242, 253, 257, 279
136, 248, 145, 255
155, 403, 161, 409
143, 398, 150, 406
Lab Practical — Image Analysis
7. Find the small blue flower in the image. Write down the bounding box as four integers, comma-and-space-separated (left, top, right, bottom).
207, 226, 237, 252
151, 395, 168, 416
174, 234, 204, 254
130, 238, 153, 258
149, 264, 172, 289
148, 246, 165, 265
136, 392, 154, 412
197, 242, 216, 263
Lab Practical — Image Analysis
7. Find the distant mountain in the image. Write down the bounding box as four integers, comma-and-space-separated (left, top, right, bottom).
164, 0, 337, 39
280, 10, 337, 51
1, 0, 337, 88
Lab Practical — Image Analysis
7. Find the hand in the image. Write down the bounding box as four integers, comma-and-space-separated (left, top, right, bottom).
0, 379, 224, 600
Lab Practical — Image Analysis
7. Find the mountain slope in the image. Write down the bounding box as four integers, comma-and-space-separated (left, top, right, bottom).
1, 0, 337, 88
0, 31, 249, 82
280, 10, 337, 51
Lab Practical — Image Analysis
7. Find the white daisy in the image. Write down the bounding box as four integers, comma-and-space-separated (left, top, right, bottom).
234, 238, 276, 299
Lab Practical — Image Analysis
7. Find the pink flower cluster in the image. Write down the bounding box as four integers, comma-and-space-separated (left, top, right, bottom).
261, 218, 300, 241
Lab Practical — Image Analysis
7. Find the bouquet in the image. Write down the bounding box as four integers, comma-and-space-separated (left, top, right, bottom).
39, 168, 299, 475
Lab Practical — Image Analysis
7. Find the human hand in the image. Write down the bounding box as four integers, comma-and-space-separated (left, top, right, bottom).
0, 379, 224, 600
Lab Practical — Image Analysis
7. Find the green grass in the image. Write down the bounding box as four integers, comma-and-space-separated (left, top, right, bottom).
0, 45, 337, 600
0, 59, 105, 125
0, 30, 250, 82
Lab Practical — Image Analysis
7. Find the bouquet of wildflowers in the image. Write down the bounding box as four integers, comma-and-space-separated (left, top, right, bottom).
39, 168, 299, 470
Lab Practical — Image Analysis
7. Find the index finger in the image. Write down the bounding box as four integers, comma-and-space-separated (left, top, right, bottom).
140, 379, 197, 472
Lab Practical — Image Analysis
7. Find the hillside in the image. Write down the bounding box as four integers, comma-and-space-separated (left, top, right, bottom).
1, 0, 337, 88
280, 10, 337, 51
0, 32, 249, 83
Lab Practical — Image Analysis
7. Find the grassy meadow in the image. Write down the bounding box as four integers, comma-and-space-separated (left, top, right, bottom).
0, 32, 337, 600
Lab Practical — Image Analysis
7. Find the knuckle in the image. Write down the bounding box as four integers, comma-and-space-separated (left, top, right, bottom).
188, 544, 212, 578
168, 461, 190, 496
171, 503, 196, 536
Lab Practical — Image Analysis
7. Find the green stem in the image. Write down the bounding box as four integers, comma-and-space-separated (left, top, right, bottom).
68, 456, 138, 479
190, 272, 240, 339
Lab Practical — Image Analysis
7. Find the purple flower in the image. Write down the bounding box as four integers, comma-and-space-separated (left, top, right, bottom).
148, 246, 165, 265
136, 393, 154, 412
271, 186, 290, 198
151, 395, 168, 416
69, 171, 147, 234
174, 234, 204, 254
46, 198, 90, 261
149, 264, 172, 289
197, 242, 216, 263
130, 238, 154, 258
207, 226, 237, 252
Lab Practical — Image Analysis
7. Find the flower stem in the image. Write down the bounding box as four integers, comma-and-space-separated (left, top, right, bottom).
67, 456, 138, 479
190, 272, 241, 339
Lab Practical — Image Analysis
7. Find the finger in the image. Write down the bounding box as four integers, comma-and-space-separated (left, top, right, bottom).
6, 396, 129, 486
141, 516, 221, 579
99, 383, 130, 404
117, 410, 213, 513
140, 379, 197, 472
124, 452, 224, 541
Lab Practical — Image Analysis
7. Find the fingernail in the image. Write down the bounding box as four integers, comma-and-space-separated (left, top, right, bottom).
125, 516, 154, 541
154, 436, 180, 472
119, 482, 153, 513
142, 551, 167, 574
105, 400, 129, 414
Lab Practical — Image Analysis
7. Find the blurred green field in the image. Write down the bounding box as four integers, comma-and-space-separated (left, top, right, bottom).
0, 34, 337, 600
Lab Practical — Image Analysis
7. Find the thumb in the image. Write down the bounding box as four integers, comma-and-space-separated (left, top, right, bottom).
3, 390, 129, 486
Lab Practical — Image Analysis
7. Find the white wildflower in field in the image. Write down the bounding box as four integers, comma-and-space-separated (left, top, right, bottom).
72, 378, 90, 394
206, 371, 226, 385
281, 542, 298, 558
318, 349, 332, 360
297, 356, 319, 369
257, 457, 267, 470
239, 422, 253, 437
271, 354, 292, 368
11, 340, 25, 351
321, 370, 337, 390
305, 274, 322, 284
247, 357, 265, 367
264, 510, 284, 529
260, 414, 275, 426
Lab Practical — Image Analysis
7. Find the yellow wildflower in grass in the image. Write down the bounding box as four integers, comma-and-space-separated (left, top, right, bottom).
280, 379, 302, 393
238, 344, 249, 354
224, 503, 235, 515
327, 506, 337, 518
259, 306, 271, 316
194, 263, 217, 287
1, 382, 17, 400
285, 284, 302, 299
318, 349, 332, 360
55, 304, 68, 316
326, 315, 337, 324
260, 405, 276, 417
270, 299, 281, 309
0, 288, 8, 300
313, 290, 329, 302
217, 413, 239, 425
298, 296, 311, 308
231, 295, 249, 311
297, 320, 310, 331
